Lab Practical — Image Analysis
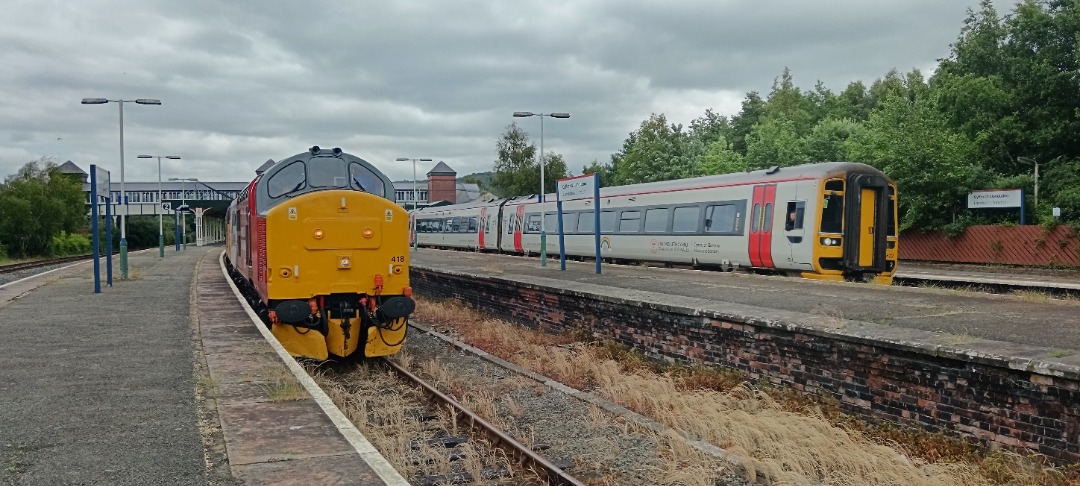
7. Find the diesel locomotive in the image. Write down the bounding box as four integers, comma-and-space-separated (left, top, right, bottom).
411, 162, 899, 284
226, 146, 415, 360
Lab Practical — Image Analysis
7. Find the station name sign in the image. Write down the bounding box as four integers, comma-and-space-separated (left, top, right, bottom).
967, 189, 1022, 209
557, 173, 596, 201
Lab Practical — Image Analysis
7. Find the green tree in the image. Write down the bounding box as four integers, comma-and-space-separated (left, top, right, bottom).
611, 113, 695, 184
803, 118, 866, 162
0, 158, 87, 257
744, 117, 809, 169
699, 137, 747, 175
730, 92, 766, 154
846, 94, 980, 230
491, 122, 567, 197
581, 160, 616, 188
762, 67, 814, 136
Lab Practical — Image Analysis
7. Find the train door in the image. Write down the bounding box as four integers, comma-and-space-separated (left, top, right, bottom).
842, 174, 889, 273
479, 207, 488, 250
513, 204, 525, 253
748, 184, 776, 268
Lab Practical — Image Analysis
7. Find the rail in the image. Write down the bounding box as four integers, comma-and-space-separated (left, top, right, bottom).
381, 357, 586, 486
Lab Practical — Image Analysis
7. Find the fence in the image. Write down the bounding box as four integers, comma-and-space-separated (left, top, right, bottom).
899, 225, 1079, 267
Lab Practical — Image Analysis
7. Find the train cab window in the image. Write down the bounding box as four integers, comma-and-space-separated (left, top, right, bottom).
784, 201, 805, 231
349, 162, 386, 197
619, 211, 641, 233
307, 157, 349, 189
705, 204, 739, 234
821, 194, 844, 233
600, 210, 617, 233
644, 208, 669, 232
825, 179, 844, 192
577, 211, 595, 233
887, 193, 897, 237
672, 206, 700, 233
525, 214, 541, 233
266, 161, 306, 198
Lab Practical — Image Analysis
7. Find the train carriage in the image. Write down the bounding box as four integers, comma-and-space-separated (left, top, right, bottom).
412, 162, 898, 284
226, 146, 415, 360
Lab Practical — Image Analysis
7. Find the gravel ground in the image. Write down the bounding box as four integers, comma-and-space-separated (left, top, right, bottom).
399, 324, 753, 486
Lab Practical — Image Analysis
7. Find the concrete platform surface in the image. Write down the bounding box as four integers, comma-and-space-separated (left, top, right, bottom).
1, 247, 407, 485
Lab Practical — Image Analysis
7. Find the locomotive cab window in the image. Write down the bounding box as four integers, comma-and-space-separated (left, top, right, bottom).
349, 162, 386, 197
307, 157, 349, 189
266, 161, 306, 198
821, 194, 844, 234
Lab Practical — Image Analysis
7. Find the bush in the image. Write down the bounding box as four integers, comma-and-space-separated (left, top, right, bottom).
0, 242, 7, 262
49, 231, 92, 257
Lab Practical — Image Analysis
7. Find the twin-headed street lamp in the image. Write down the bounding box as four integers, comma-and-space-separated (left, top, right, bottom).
396, 157, 432, 251
512, 111, 570, 267
169, 177, 198, 250
82, 97, 161, 279
137, 155, 180, 257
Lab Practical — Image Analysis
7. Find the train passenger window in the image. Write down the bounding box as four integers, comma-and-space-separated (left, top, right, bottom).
349, 163, 386, 197
525, 214, 541, 233
644, 208, 669, 232
619, 211, 640, 233
562, 212, 579, 233
784, 201, 805, 231
751, 203, 760, 232
821, 194, 844, 233
672, 206, 700, 233
600, 210, 617, 233
446, 218, 455, 233
577, 211, 595, 233
705, 204, 738, 233
469, 217, 478, 232
544, 212, 558, 232
266, 161, 306, 198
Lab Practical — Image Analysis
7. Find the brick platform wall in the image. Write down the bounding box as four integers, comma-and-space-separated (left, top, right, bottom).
412, 268, 1080, 462
900, 225, 1080, 267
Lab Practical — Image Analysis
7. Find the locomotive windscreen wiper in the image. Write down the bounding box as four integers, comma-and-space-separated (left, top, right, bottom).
353, 177, 367, 194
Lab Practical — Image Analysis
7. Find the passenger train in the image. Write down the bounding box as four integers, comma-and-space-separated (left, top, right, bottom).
410, 162, 898, 284
225, 146, 415, 360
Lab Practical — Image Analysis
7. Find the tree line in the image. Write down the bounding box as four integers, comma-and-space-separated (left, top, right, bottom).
0, 158, 192, 261
489, 0, 1080, 232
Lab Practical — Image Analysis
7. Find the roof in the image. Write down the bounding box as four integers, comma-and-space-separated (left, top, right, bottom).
58, 160, 87, 176
426, 161, 456, 176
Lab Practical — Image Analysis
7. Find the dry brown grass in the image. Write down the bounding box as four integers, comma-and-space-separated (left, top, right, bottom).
413, 296, 1077, 486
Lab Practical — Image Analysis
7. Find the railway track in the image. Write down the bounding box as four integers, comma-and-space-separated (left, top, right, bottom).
381, 358, 584, 486
0, 255, 91, 275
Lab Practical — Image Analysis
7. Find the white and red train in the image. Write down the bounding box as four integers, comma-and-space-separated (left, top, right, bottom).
410, 162, 899, 284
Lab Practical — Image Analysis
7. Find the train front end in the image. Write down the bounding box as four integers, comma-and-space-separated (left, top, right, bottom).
806, 164, 898, 285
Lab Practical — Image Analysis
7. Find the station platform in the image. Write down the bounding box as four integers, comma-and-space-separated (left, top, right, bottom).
410, 249, 1080, 351
896, 262, 1080, 291
0, 247, 406, 485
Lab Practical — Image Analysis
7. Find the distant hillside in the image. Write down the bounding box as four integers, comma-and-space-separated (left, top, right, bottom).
459, 172, 495, 195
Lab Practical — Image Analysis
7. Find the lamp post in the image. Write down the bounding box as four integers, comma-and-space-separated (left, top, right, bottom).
396, 157, 432, 251
170, 177, 197, 250
512, 111, 570, 267
138, 155, 180, 257
82, 97, 161, 279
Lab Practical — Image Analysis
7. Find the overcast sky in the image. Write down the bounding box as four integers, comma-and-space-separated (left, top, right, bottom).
0, 0, 1015, 185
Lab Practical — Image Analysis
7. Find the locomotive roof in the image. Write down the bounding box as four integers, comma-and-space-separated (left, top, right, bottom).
248, 147, 396, 214
412, 162, 891, 215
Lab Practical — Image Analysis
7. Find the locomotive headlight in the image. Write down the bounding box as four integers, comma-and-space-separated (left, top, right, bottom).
820, 237, 842, 246
339, 256, 351, 269
362, 228, 374, 238
314, 228, 324, 239
392, 265, 404, 275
